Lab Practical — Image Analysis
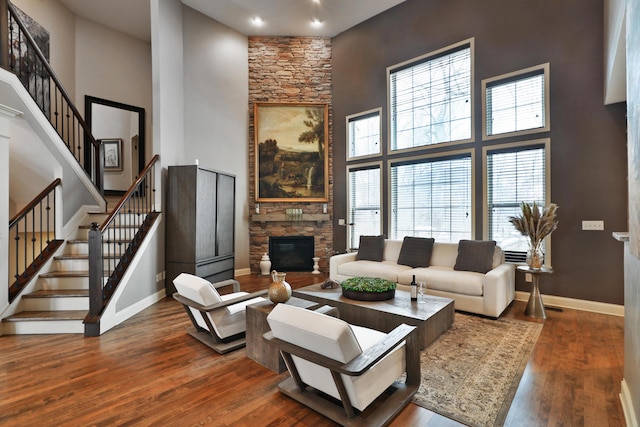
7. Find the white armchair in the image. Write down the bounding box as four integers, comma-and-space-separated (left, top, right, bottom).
265, 304, 420, 426
172, 273, 267, 354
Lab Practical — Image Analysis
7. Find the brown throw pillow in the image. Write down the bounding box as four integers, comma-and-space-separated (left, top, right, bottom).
397, 237, 435, 268
356, 235, 385, 261
454, 240, 496, 273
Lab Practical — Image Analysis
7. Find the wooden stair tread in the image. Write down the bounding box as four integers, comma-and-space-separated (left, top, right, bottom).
39, 271, 89, 278
79, 224, 140, 229
54, 254, 120, 260
67, 239, 130, 244
3, 311, 86, 321
24, 289, 89, 298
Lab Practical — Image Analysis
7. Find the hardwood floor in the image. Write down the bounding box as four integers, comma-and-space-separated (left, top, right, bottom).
0, 273, 625, 426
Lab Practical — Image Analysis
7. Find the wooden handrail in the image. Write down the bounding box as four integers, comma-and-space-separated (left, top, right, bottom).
101, 154, 159, 231
9, 178, 61, 226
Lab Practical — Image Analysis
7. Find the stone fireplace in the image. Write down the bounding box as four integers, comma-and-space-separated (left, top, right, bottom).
248, 37, 334, 274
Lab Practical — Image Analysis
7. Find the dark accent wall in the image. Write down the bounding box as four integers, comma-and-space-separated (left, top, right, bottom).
331, 0, 627, 304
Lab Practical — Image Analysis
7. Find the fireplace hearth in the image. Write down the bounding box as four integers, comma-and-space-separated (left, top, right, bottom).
269, 236, 314, 272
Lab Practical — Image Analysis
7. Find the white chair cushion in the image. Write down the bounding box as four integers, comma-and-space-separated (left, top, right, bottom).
222, 294, 266, 315
173, 273, 250, 339
173, 273, 223, 304
267, 304, 406, 411
267, 303, 362, 363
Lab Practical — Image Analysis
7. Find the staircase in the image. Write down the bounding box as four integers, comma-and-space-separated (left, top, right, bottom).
3, 198, 139, 334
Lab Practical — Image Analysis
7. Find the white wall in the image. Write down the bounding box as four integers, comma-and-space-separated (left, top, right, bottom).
8, 116, 59, 211
74, 16, 153, 167
92, 104, 135, 191
182, 6, 250, 271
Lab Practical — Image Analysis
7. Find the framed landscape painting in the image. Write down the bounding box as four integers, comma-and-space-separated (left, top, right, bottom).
254, 102, 328, 202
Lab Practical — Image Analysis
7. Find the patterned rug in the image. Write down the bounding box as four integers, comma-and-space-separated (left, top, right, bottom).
412, 313, 543, 427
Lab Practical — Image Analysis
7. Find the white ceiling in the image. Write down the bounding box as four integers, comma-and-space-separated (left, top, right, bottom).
59, 0, 406, 41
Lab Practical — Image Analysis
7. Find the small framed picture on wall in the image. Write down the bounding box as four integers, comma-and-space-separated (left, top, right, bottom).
101, 138, 123, 171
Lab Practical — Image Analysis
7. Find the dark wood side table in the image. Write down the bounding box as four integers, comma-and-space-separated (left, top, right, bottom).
517, 265, 554, 319
245, 297, 320, 373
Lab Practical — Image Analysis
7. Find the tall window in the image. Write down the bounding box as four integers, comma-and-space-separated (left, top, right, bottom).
347, 108, 381, 159
389, 40, 473, 151
483, 63, 549, 139
485, 141, 549, 262
348, 164, 382, 250
390, 153, 472, 242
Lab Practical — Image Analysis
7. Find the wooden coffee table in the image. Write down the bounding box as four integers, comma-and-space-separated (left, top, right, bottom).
293, 284, 454, 350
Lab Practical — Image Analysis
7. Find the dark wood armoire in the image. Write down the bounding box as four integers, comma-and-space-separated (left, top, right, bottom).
165, 165, 235, 294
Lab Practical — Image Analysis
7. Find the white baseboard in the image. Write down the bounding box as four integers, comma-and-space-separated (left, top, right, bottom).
515, 291, 624, 317
621, 379, 639, 427
235, 267, 251, 277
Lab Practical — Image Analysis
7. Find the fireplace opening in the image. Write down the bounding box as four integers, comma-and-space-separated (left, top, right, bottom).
269, 236, 314, 272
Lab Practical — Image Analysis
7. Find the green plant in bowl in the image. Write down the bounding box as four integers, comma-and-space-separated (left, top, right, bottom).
341, 277, 396, 301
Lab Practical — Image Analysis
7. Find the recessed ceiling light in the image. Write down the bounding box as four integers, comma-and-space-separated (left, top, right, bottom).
251, 16, 264, 27
311, 18, 323, 27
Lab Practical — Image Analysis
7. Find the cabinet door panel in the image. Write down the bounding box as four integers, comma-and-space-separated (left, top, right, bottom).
216, 173, 235, 257
196, 169, 217, 260
166, 166, 196, 263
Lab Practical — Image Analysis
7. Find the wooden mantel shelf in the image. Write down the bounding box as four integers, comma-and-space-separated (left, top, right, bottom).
252, 213, 330, 226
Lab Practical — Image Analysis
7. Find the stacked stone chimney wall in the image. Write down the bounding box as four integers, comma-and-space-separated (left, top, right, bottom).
248, 37, 333, 274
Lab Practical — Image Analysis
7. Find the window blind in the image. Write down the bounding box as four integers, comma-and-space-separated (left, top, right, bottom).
348, 166, 381, 250
486, 72, 545, 136
390, 45, 472, 150
486, 146, 546, 262
390, 155, 472, 242
348, 111, 381, 158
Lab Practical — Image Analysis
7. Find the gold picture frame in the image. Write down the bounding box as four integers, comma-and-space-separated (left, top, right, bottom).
254, 102, 328, 202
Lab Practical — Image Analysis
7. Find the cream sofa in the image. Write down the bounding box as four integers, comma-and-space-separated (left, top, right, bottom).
330, 239, 515, 318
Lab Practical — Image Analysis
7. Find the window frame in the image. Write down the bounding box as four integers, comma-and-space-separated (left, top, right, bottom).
347, 161, 383, 251
482, 63, 550, 141
346, 107, 383, 160
387, 148, 475, 242
482, 138, 552, 264
386, 38, 475, 154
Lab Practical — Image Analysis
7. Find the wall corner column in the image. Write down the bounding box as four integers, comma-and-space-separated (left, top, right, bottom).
0, 104, 23, 318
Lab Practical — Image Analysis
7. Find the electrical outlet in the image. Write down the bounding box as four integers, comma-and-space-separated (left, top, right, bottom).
338, 218, 345, 226
582, 220, 604, 231
525, 273, 532, 282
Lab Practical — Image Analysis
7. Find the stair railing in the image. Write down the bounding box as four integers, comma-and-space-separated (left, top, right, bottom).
85, 155, 159, 334
0, 0, 104, 191
8, 178, 64, 302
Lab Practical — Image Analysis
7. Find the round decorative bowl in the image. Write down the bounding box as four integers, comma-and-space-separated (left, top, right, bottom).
341, 277, 396, 301
342, 288, 395, 301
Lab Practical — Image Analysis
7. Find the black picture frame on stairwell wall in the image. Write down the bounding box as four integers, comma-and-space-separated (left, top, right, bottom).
101, 138, 123, 171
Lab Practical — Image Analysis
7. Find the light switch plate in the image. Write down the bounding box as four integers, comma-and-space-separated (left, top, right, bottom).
582, 220, 604, 231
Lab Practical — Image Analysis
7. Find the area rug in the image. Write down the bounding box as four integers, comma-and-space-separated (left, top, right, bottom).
411, 313, 543, 427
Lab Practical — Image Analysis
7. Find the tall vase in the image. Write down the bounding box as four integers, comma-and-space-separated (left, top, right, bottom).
526, 243, 544, 270
268, 270, 291, 304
